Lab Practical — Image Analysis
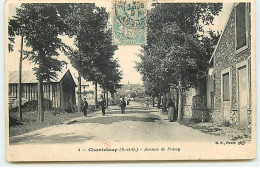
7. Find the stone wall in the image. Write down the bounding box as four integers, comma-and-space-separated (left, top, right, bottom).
183, 88, 198, 118
191, 95, 209, 122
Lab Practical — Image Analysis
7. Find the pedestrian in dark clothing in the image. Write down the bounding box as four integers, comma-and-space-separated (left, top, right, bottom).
120, 98, 126, 114
127, 99, 130, 105
83, 98, 88, 117
100, 98, 107, 116
167, 99, 175, 122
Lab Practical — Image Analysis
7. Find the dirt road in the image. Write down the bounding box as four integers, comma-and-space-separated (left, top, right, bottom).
9, 102, 227, 145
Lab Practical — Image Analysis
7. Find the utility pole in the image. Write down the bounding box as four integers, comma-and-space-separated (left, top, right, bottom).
177, 63, 183, 122
106, 90, 109, 106
18, 35, 23, 120
95, 81, 97, 109
78, 73, 82, 112
38, 77, 44, 122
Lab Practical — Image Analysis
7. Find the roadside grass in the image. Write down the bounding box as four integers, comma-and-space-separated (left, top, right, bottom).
9, 109, 91, 137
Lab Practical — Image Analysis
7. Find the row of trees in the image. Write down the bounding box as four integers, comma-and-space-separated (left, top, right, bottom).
8, 3, 122, 122
136, 3, 222, 121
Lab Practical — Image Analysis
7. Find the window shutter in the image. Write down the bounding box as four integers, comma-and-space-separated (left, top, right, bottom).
236, 3, 246, 50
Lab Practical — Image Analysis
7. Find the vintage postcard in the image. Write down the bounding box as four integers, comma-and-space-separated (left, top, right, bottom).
5, 0, 256, 161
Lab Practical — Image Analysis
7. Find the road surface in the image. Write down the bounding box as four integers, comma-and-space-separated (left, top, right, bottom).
9, 102, 227, 145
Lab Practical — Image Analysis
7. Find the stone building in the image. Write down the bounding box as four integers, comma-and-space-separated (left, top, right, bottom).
207, 3, 252, 131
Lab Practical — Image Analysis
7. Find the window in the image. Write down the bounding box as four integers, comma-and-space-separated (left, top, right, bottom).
15, 85, 17, 97
52, 84, 56, 99
236, 3, 248, 51
223, 73, 230, 101
9, 85, 12, 96
48, 84, 51, 99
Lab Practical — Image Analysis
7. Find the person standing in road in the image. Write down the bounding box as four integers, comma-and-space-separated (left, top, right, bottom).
120, 98, 126, 114
100, 98, 107, 116
83, 98, 88, 117
145, 100, 149, 107
167, 99, 175, 122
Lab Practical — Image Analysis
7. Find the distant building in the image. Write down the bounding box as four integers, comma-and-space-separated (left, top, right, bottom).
117, 83, 145, 98
207, 3, 252, 131
8, 69, 76, 112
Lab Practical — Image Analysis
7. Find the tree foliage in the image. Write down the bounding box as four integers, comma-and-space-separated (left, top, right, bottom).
10, 4, 69, 81
8, 3, 74, 121
137, 3, 223, 94
63, 4, 122, 94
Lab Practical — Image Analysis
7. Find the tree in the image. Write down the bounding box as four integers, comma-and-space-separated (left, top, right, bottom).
136, 51, 166, 109
143, 79, 160, 107
63, 4, 121, 109
99, 58, 122, 97
137, 3, 223, 120
8, 19, 24, 120
9, 4, 69, 122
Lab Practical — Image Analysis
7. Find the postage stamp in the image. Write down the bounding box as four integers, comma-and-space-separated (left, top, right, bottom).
112, 0, 147, 45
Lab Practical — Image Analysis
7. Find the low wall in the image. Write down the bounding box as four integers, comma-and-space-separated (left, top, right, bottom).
191, 95, 210, 122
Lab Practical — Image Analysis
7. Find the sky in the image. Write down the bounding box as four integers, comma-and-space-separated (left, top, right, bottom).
6, 1, 233, 85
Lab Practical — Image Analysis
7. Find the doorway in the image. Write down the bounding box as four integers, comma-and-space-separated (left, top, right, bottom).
221, 68, 231, 123
237, 65, 248, 128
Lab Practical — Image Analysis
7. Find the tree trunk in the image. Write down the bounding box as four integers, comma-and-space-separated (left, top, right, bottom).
152, 96, 155, 107
95, 81, 97, 109
38, 78, 44, 122
106, 90, 109, 106
162, 91, 167, 112
18, 35, 23, 121
111, 92, 114, 98
103, 89, 106, 98
157, 93, 161, 108
78, 73, 81, 112
177, 79, 183, 122
175, 89, 179, 117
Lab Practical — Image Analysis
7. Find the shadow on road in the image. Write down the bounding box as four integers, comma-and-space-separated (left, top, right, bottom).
106, 109, 158, 115
106, 105, 158, 115
69, 114, 160, 125
10, 133, 95, 145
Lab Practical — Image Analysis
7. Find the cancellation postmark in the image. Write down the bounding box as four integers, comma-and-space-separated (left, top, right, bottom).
113, 0, 147, 45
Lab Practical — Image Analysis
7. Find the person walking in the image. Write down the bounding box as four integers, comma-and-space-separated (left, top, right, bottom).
120, 98, 126, 114
145, 100, 149, 107
100, 98, 107, 116
167, 99, 175, 122
82, 97, 88, 117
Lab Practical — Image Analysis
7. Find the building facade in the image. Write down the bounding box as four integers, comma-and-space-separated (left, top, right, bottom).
208, 3, 252, 131
9, 69, 76, 112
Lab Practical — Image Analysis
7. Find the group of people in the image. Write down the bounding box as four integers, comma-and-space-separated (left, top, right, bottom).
82, 97, 175, 121
81, 97, 107, 117
81, 97, 129, 117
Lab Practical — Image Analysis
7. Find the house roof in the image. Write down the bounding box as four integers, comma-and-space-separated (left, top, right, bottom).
9, 69, 73, 84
